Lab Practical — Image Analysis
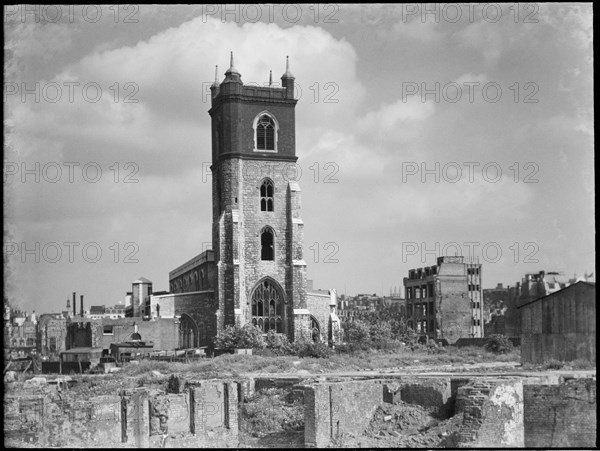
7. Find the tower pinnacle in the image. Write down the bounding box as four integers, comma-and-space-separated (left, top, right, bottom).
212, 65, 219, 87
282, 55, 294, 79
223, 51, 242, 83
226, 51, 239, 75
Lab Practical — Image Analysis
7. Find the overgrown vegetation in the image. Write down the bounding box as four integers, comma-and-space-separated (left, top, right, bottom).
214, 326, 332, 358
214, 324, 265, 350
338, 308, 422, 352
240, 388, 303, 437
484, 334, 514, 354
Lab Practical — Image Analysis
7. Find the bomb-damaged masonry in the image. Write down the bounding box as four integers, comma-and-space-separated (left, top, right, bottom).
4, 373, 595, 448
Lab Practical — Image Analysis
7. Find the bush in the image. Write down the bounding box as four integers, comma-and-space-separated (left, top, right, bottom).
425, 338, 447, 354
369, 322, 392, 345
484, 334, 514, 354
264, 330, 292, 355
342, 319, 371, 344
291, 338, 332, 358
214, 324, 264, 350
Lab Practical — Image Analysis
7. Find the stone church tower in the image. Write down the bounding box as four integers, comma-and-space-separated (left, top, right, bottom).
209, 54, 311, 340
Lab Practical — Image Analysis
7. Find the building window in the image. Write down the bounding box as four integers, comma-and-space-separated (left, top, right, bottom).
251, 280, 283, 333
103, 325, 114, 335
260, 228, 274, 261
260, 179, 274, 211
256, 114, 275, 151
49, 337, 57, 353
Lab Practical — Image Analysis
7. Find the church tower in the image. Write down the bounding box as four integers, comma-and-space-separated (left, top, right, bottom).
209, 54, 309, 340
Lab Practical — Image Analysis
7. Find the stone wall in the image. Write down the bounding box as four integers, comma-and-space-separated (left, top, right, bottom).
385, 376, 453, 417
305, 293, 330, 342
453, 378, 524, 447
520, 282, 596, 364
302, 376, 594, 448
67, 318, 179, 352
303, 380, 383, 447
523, 378, 596, 447
7, 374, 595, 448
5, 380, 238, 448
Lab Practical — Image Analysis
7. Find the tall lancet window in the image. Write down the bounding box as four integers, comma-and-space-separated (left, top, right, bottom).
256, 114, 275, 150
260, 179, 274, 211
261, 227, 274, 261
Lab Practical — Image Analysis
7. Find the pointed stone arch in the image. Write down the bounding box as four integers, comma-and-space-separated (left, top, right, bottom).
310, 315, 322, 342
250, 277, 286, 334
252, 111, 279, 153
179, 313, 198, 349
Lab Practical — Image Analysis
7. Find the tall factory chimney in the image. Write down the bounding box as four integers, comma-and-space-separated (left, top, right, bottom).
72, 292, 76, 316
80, 295, 84, 317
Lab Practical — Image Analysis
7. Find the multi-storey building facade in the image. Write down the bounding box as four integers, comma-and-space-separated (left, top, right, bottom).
403, 256, 484, 343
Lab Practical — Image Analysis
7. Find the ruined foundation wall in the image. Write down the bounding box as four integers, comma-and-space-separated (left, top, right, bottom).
454, 378, 524, 448
4, 381, 238, 448
523, 378, 596, 447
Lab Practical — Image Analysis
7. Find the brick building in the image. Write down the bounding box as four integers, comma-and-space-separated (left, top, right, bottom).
403, 256, 484, 343
519, 281, 595, 364
3, 304, 38, 358
37, 313, 68, 358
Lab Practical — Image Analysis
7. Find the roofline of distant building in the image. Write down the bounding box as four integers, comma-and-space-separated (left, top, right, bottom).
169, 250, 214, 279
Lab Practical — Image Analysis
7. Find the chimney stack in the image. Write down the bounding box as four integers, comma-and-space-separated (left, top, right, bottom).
72, 292, 76, 316
80, 295, 84, 317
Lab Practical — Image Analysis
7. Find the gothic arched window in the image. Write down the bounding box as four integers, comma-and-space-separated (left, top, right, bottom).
260, 179, 274, 211
251, 279, 283, 333
261, 227, 274, 261
255, 114, 276, 151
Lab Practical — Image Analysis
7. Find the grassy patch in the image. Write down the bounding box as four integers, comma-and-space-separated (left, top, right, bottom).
114, 345, 521, 380
522, 358, 595, 371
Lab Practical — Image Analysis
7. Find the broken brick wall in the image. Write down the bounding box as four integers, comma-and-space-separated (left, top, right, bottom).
523, 378, 596, 447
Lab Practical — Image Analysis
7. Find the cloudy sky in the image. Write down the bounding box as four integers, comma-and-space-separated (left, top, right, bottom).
4, 4, 594, 314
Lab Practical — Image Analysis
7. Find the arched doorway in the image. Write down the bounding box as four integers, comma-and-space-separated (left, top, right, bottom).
251, 278, 284, 333
310, 315, 321, 342
179, 314, 198, 349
